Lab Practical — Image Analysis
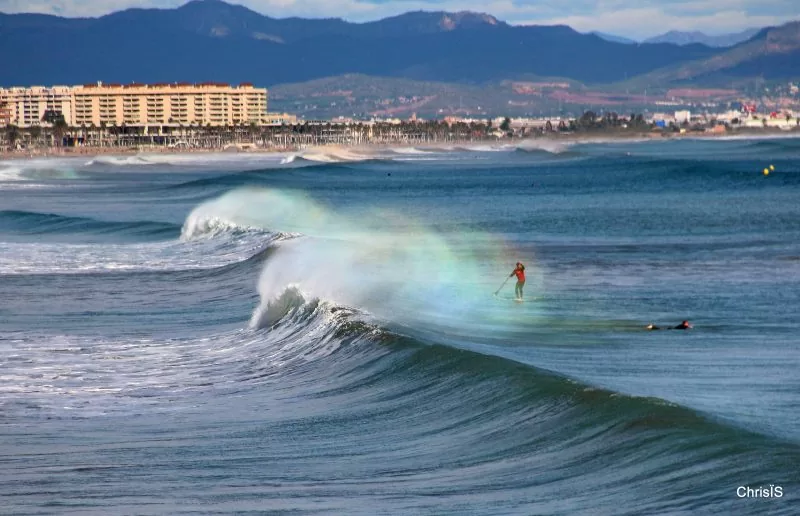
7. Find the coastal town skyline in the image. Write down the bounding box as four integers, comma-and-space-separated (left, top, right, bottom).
2, 1, 798, 119
1, 0, 797, 40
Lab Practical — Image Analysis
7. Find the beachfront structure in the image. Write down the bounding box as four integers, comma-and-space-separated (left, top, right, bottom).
0, 86, 73, 128
263, 112, 298, 125
0, 82, 268, 129
674, 110, 692, 123
0, 101, 12, 126
72, 82, 268, 128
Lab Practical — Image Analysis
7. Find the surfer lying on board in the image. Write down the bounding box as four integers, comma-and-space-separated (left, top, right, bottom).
510, 262, 526, 300
646, 320, 693, 331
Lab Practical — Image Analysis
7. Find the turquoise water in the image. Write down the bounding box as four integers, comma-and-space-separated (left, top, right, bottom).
1, 138, 798, 514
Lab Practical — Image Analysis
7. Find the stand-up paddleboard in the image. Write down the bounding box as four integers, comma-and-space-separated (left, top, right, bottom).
495, 294, 539, 303
499, 296, 541, 302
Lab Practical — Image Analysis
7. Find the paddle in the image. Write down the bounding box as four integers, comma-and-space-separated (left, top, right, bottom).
493, 275, 511, 296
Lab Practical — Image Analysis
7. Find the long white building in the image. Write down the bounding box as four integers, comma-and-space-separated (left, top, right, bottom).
0, 82, 268, 128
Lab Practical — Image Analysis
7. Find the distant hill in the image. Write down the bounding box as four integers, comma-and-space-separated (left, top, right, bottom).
269, 74, 503, 118
630, 22, 800, 85
590, 31, 638, 45
644, 28, 761, 47
0, 0, 718, 87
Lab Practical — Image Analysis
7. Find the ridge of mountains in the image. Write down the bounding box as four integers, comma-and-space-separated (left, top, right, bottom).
628, 21, 800, 85
643, 28, 761, 47
0, 0, 798, 96
591, 28, 762, 47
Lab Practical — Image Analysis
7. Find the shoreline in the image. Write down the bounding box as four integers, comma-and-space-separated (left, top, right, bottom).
2, 129, 798, 161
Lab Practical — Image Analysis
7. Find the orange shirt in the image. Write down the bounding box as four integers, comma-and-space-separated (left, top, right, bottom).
513, 268, 525, 282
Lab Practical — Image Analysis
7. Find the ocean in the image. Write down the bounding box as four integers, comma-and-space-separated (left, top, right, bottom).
1, 137, 798, 515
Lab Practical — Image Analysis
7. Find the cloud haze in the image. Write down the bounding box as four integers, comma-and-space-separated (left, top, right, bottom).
0, 0, 796, 39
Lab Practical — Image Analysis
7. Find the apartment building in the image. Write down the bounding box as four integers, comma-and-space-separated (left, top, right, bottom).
0, 101, 12, 126
0, 82, 268, 128
0, 86, 73, 128
72, 82, 268, 128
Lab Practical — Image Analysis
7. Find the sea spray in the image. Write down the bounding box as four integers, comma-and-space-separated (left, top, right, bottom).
180, 188, 330, 241
181, 187, 542, 336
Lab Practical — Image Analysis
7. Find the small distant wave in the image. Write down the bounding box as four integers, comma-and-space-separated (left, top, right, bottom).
513, 139, 575, 154
740, 137, 800, 153
85, 155, 159, 167
449, 141, 580, 159
86, 152, 289, 169
273, 148, 392, 167
456, 144, 508, 152
389, 146, 436, 155
458, 140, 576, 154
167, 170, 277, 192
299, 148, 376, 163
0, 159, 83, 185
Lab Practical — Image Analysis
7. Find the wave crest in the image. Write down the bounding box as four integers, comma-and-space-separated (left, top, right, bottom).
180, 215, 264, 241
250, 285, 308, 329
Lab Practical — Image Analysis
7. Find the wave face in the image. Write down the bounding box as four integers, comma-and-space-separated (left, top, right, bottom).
0, 209, 178, 241
1, 138, 799, 514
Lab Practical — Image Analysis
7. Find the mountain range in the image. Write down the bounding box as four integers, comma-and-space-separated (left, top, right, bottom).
643, 28, 761, 47
592, 28, 762, 47
628, 21, 800, 86
0, 0, 798, 112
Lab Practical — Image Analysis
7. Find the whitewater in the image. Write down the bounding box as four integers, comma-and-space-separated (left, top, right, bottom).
1, 139, 798, 515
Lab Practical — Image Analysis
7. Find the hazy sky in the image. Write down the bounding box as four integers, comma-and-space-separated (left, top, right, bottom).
0, 0, 797, 39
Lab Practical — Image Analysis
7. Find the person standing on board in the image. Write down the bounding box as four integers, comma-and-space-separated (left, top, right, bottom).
510, 262, 526, 300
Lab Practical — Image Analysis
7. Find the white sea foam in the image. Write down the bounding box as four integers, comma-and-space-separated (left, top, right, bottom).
86, 152, 289, 169
86, 155, 157, 166
299, 147, 376, 163
390, 146, 435, 155
0, 165, 24, 181
0, 316, 356, 416
0, 232, 270, 275
180, 215, 262, 241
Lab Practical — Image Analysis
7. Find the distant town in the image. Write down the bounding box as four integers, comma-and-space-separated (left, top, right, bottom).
2, 81, 798, 154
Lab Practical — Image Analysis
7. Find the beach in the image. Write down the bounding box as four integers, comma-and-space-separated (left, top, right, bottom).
4, 125, 796, 162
